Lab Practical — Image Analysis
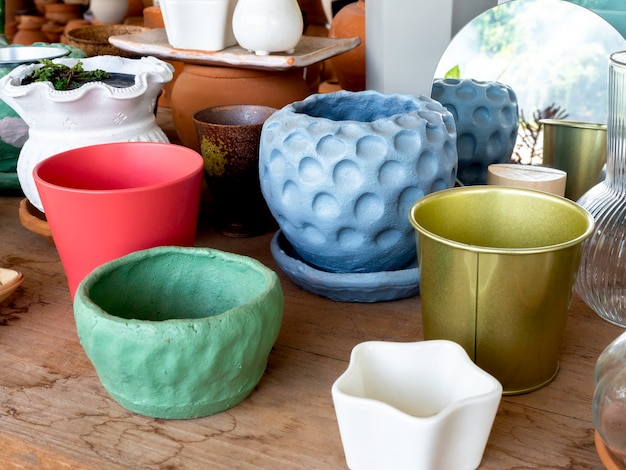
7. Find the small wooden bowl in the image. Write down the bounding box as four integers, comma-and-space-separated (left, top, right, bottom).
65, 24, 149, 57
0, 268, 24, 303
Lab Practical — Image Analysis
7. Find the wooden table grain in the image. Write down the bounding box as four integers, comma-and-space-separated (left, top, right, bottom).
0, 108, 621, 469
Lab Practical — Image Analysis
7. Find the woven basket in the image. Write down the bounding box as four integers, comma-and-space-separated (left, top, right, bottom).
65, 24, 149, 57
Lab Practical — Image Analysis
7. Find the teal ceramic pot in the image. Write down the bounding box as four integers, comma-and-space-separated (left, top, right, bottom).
73, 246, 284, 419
259, 90, 457, 274
431, 78, 519, 186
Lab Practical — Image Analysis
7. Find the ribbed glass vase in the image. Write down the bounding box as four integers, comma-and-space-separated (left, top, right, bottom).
575, 50, 626, 327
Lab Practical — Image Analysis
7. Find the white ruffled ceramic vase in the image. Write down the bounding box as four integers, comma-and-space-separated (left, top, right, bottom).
0, 55, 173, 213
232, 0, 303, 55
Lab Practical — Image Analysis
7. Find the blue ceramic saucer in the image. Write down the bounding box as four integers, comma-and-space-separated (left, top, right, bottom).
270, 230, 420, 303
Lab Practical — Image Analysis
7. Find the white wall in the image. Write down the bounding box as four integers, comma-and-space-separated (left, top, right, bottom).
365, 0, 497, 96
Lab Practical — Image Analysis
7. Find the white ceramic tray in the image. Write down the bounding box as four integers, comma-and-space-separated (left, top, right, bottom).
109, 29, 361, 70
0, 46, 69, 67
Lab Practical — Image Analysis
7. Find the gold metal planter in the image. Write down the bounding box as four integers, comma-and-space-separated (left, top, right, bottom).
409, 186, 594, 394
541, 119, 607, 201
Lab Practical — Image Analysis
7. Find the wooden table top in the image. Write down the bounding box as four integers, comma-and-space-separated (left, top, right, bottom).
0, 108, 622, 469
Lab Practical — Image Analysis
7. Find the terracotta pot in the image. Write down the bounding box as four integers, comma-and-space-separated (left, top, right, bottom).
33, 142, 204, 299
41, 20, 65, 42
127, 0, 146, 17
142, 6, 181, 108
5, 1, 30, 41
45, 2, 82, 24
12, 15, 48, 45
328, 0, 365, 91
170, 64, 310, 151
34, 0, 59, 15
142, 5, 164, 28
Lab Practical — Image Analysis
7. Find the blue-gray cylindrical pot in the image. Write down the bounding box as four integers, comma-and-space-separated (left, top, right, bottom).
431, 78, 519, 186
259, 90, 458, 274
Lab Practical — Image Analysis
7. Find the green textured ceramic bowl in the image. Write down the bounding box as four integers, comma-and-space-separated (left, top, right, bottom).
73, 246, 284, 419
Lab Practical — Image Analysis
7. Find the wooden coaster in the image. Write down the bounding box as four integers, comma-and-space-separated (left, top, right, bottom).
18, 198, 54, 246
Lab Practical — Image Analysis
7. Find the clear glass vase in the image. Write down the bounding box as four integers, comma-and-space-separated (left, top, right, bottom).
575, 51, 626, 327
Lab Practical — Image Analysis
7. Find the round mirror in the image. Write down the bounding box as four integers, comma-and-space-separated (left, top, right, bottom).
434, 0, 626, 163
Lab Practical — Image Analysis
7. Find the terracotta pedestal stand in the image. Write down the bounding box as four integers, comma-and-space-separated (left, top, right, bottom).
108, 29, 361, 151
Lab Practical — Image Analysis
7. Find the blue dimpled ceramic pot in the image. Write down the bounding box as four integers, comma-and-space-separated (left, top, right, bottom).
431, 78, 519, 186
259, 90, 458, 274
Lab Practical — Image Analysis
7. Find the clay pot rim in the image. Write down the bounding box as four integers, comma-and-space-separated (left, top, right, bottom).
33, 142, 204, 195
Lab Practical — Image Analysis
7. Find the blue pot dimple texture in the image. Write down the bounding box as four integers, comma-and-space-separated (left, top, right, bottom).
259, 90, 458, 274
431, 78, 519, 186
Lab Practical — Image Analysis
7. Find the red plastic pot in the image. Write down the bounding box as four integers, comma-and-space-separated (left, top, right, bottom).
33, 142, 204, 299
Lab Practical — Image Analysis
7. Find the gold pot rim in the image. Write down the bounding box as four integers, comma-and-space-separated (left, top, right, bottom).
408, 185, 595, 255
539, 119, 607, 131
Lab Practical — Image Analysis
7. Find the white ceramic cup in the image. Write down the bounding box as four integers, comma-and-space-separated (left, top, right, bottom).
331, 340, 502, 470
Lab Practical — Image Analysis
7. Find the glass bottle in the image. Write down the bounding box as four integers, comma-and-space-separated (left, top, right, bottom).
575, 51, 626, 327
